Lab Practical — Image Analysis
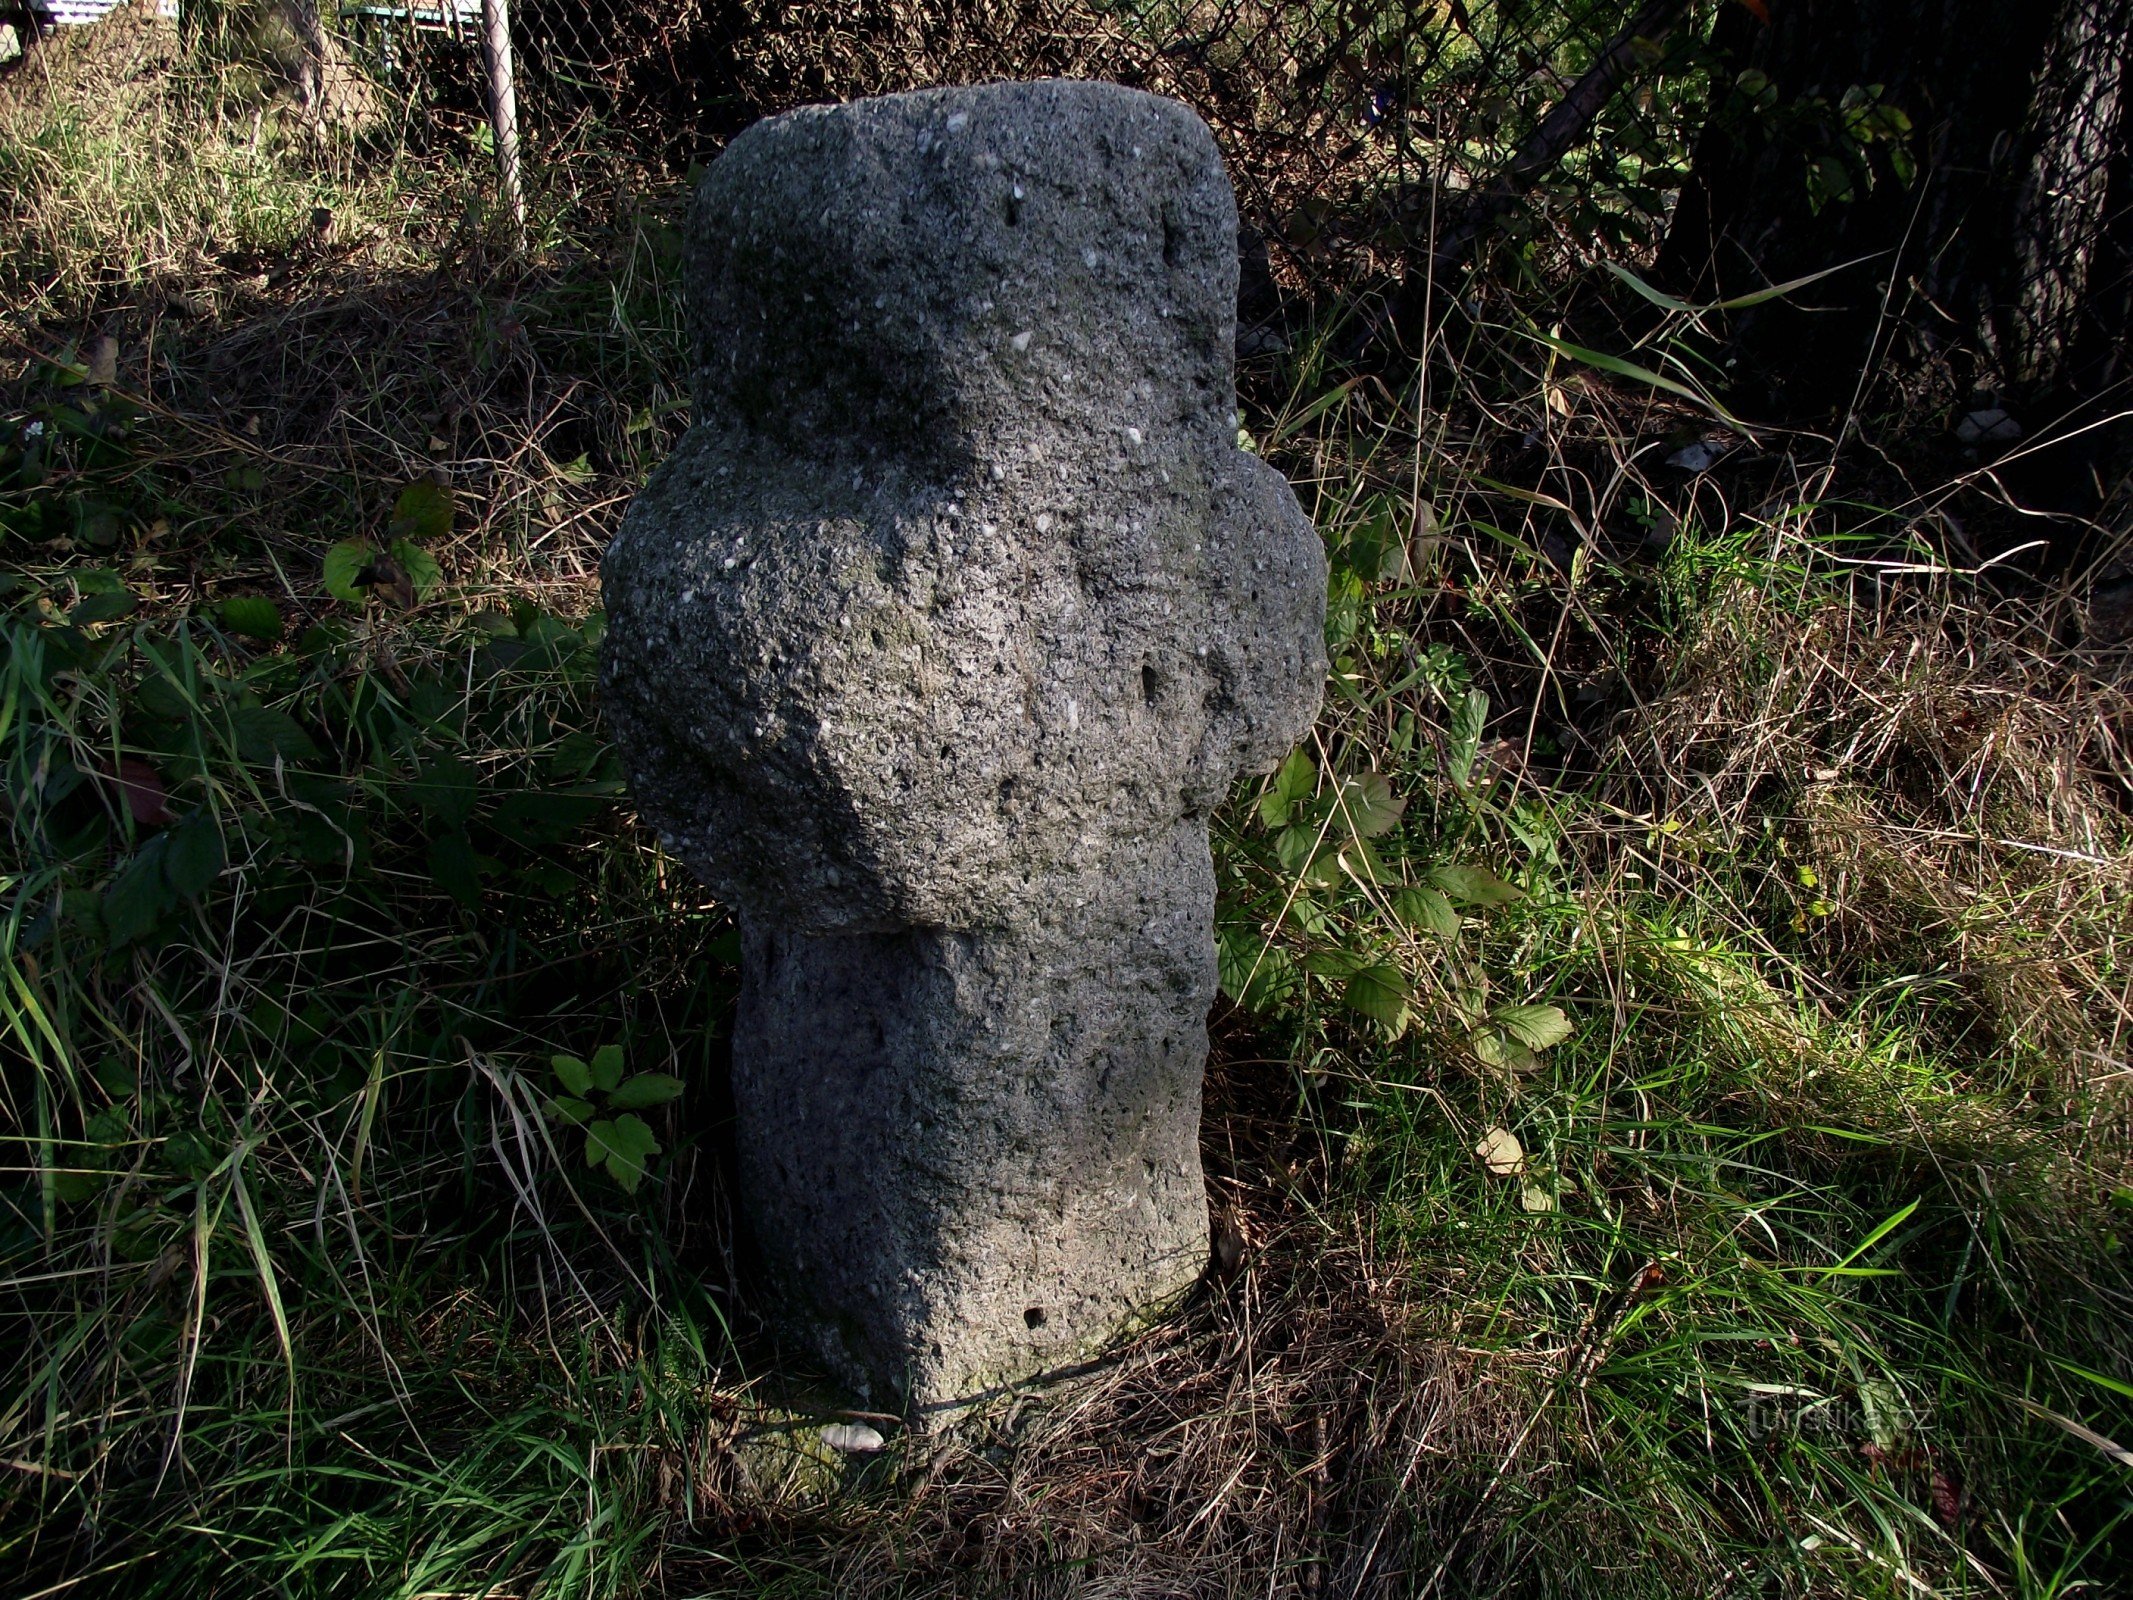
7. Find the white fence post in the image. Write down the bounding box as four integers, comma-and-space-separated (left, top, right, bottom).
480, 0, 526, 249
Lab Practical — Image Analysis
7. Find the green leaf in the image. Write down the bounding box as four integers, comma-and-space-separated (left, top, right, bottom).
1429, 863, 1524, 906
323, 540, 374, 604
428, 831, 483, 910
1341, 963, 1410, 1038
1447, 689, 1487, 787
1335, 771, 1406, 839
69, 588, 137, 625
103, 847, 176, 946
163, 813, 225, 899
1216, 926, 1298, 1012
228, 704, 319, 765
1275, 823, 1321, 878
1392, 886, 1461, 940
543, 1094, 595, 1125
586, 1113, 661, 1193
608, 1072, 684, 1110
1471, 1029, 1545, 1075
1258, 747, 1317, 829
390, 536, 444, 601
219, 596, 282, 642
390, 480, 455, 543
551, 1054, 594, 1097
409, 753, 477, 831
1492, 1003, 1573, 1051
590, 1044, 626, 1093
1301, 946, 1366, 980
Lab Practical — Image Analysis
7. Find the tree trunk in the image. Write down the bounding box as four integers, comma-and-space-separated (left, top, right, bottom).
1659, 0, 2133, 526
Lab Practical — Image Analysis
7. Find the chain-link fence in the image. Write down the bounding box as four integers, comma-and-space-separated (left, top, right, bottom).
333, 0, 1724, 314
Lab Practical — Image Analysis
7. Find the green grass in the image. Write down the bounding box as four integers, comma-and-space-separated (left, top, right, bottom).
5, 12, 2132, 1599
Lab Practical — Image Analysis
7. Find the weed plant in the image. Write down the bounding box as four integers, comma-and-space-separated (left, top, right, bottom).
4, 11, 2131, 1599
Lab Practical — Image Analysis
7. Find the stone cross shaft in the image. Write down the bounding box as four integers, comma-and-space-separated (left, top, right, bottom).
601, 79, 1325, 1409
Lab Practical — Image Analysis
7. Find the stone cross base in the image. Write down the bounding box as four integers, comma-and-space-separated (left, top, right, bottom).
735, 824, 1212, 1405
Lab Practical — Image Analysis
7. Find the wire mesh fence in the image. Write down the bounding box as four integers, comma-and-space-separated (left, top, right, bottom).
328, 0, 1727, 310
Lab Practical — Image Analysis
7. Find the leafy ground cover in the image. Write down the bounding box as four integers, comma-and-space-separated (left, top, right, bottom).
4, 11, 2130, 1597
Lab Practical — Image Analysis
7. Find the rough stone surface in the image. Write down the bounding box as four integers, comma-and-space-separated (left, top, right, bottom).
601, 79, 1325, 1409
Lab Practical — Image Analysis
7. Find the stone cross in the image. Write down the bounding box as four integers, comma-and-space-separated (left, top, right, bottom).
601, 79, 1325, 1410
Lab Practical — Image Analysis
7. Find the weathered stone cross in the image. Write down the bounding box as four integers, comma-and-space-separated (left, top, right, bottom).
602, 79, 1324, 1410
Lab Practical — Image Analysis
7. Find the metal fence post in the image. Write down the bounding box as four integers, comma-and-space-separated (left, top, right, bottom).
480, 0, 526, 249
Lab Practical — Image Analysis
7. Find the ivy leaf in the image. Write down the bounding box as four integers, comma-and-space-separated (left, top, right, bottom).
551, 1054, 595, 1097
590, 1044, 626, 1093
1341, 963, 1411, 1038
1258, 747, 1317, 829
390, 480, 455, 544
1335, 771, 1405, 839
219, 596, 283, 642
1493, 1003, 1573, 1051
1429, 863, 1524, 906
323, 540, 374, 604
543, 1095, 595, 1126
607, 1072, 684, 1110
1393, 885, 1461, 940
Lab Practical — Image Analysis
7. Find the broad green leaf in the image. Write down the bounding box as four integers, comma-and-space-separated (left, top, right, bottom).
410, 754, 477, 831
551, 1054, 594, 1097
428, 832, 483, 910
103, 848, 175, 945
1429, 863, 1524, 906
219, 596, 282, 642
390, 537, 444, 601
1336, 771, 1405, 839
70, 589, 137, 625
1275, 823, 1321, 877
587, 1114, 661, 1193
1392, 886, 1461, 940
390, 479, 455, 543
543, 1095, 594, 1125
1471, 1029, 1544, 1075
163, 813, 225, 899
590, 1043, 626, 1093
1258, 747, 1316, 829
608, 1072, 684, 1110
585, 1119, 620, 1169
1341, 963, 1410, 1038
1217, 926, 1298, 1012
1301, 946, 1366, 980
606, 1113, 660, 1161
228, 704, 319, 764
323, 539, 374, 604
1334, 837, 1385, 886
1493, 1003, 1573, 1051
